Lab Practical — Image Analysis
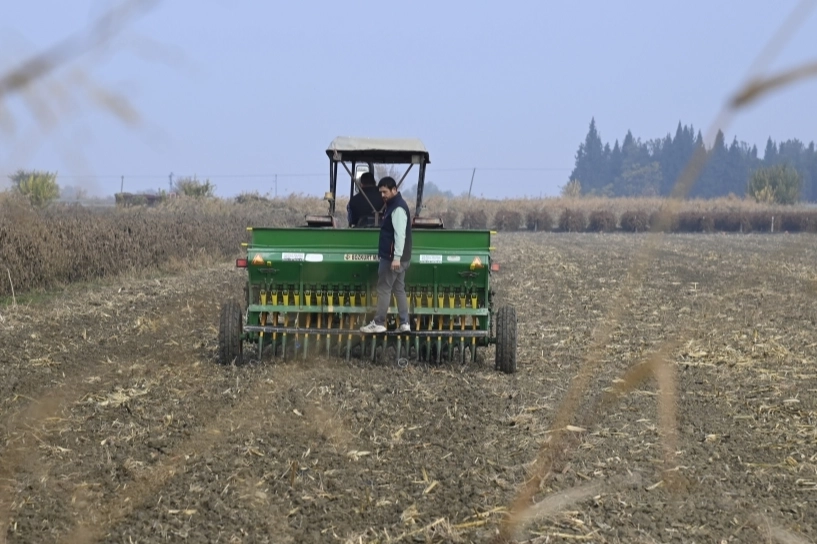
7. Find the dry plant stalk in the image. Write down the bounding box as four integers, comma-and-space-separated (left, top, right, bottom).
0, 0, 159, 102
5, 269, 15, 308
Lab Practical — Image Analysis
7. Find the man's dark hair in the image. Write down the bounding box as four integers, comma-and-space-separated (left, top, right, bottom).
359, 172, 375, 187
377, 176, 397, 190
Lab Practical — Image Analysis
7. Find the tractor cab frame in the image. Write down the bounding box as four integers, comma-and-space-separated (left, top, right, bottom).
307, 136, 442, 229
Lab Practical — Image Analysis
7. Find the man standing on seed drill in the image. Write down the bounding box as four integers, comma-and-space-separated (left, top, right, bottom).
360, 176, 412, 334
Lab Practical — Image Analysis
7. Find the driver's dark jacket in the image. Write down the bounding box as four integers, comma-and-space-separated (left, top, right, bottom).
347, 186, 383, 227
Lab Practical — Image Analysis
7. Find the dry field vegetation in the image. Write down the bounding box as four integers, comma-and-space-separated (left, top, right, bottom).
2, 191, 816, 298
1, 231, 816, 543
4, 2, 817, 542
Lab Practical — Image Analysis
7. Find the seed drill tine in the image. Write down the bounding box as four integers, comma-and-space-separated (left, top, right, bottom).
282, 313, 288, 360
325, 290, 333, 355
459, 292, 466, 364
345, 313, 352, 361
414, 323, 420, 361
303, 291, 313, 359
271, 290, 279, 357
258, 290, 267, 360
282, 290, 290, 360
336, 294, 343, 355
294, 290, 301, 358
426, 314, 433, 362
303, 313, 311, 360
471, 292, 478, 363
436, 315, 443, 363
448, 291, 455, 359
316, 312, 322, 355
258, 312, 266, 360
425, 291, 433, 361
347, 293, 357, 362
294, 313, 301, 359
414, 291, 421, 360
437, 290, 445, 363
460, 313, 466, 364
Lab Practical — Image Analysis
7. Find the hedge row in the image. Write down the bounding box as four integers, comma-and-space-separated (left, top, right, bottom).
0, 197, 302, 298
450, 207, 817, 233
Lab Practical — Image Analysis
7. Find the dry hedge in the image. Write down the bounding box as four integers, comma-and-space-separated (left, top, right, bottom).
779, 211, 817, 232
0, 198, 302, 298
439, 209, 459, 229
588, 209, 617, 232
677, 211, 716, 233
620, 210, 650, 232
558, 208, 587, 232
461, 208, 488, 229
526, 208, 553, 231
4, 193, 817, 298
493, 208, 522, 231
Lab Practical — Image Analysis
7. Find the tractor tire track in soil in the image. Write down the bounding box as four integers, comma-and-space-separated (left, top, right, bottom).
2, 233, 817, 543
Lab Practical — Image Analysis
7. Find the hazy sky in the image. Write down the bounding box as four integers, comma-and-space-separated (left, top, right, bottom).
2, 0, 817, 199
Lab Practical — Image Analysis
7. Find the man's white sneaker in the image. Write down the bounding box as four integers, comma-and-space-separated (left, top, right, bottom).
398, 323, 411, 333
360, 320, 387, 333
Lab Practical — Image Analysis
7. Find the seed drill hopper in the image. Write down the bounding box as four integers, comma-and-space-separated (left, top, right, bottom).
218, 137, 517, 373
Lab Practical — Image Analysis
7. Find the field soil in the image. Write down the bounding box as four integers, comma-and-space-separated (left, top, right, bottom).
1, 233, 816, 543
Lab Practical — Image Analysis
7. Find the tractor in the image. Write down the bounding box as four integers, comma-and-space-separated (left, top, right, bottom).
217, 136, 518, 373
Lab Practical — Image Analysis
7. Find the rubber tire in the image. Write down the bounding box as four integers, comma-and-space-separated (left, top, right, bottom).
495, 306, 517, 374
218, 299, 244, 365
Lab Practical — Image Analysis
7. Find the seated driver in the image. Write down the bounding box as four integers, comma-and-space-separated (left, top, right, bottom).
347, 172, 383, 227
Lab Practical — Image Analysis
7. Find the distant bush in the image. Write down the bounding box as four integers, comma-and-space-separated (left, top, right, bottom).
526, 208, 553, 231
235, 191, 270, 204
588, 209, 616, 232
493, 208, 522, 231
9, 169, 60, 208
620, 210, 650, 232
461, 208, 488, 229
561, 179, 582, 198
174, 177, 216, 198
558, 208, 586, 232
747, 164, 801, 205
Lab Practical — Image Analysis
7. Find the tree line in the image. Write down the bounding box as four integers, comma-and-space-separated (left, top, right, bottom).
568, 118, 817, 203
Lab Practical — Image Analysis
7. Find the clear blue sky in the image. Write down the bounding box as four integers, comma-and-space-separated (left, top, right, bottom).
2, 0, 816, 199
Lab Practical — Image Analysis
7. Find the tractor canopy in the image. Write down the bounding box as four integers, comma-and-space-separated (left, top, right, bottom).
326, 136, 430, 165
311, 136, 439, 228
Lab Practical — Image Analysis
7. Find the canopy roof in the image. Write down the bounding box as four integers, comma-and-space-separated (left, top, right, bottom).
326, 136, 430, 164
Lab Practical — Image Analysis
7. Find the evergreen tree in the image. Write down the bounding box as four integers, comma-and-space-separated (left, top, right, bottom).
568, 118, 607, 193
662, 123, 695, 196
570, 117, 607, 192
806, 142, 817, 201
605, 140, 622, 196
569, 120, 817, 201
763, 138, 777, 165
725, 137, 751, 196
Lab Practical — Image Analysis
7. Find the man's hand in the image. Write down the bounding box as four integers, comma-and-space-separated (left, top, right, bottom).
391, 259, 400, 271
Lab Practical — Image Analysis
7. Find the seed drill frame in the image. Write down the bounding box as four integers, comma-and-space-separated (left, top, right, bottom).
218, 137, 518, 372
